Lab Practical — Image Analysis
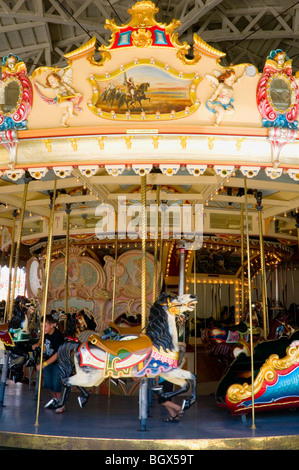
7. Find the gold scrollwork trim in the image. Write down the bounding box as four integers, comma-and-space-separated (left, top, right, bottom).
152, 345, 180, 361
227, 342, 299, 404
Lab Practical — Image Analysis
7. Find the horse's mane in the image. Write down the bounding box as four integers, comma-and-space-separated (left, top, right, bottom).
65, 310, 97, 338
9, 296, 29, 329
146, 293, 175, 352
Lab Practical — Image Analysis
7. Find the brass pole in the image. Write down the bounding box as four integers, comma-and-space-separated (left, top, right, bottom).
153, 185, 160, 302
193, 249, 197, 376
8, 178, 30, 321
35, 176, 57, 427
4, 210, 17, 323
255, 192, 268, 338
244, 176, 256, 430
64, 204, 71, 316
141, 174, 147, 331
240, 203, 245, 321
159, 203, 166, 291
111, 234, 118, 322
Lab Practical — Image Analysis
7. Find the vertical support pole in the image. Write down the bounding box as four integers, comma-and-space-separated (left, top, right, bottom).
178, 242, 186, 296
255, 192, 269, 338
274, 263, 279, 307
153, 185, 160, 302
178, 241, 186, 341
4, 210, 17, 323
193, 249, 197, 375
111, 234, 118, 322
0, 351, 9, 406
244, 176, 256, 430
240, 203, 245, 322
8, 176, 30, 320
35, 176, 57, 427
139, 377, 148, 431
64, 203, 71, 316
141, 174, 147, 331
159, 203, 166, 290
108, 234, 118, 398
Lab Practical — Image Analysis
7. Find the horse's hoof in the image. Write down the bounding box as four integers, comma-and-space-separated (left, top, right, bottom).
44, 398, 58, 409
181, 397, 196, 411
78, 395, 89, 408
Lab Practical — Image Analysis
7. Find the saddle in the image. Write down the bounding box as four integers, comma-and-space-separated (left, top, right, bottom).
89, 333, 152, 357
108, 321, 141, 336
0, 323, 15, 347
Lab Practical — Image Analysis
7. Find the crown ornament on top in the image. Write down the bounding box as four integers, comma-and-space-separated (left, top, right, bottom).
64, 1, 224, 66
98, 0, 201, 64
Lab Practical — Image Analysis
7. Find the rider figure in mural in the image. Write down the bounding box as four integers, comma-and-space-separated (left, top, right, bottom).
124, 73, 137, 98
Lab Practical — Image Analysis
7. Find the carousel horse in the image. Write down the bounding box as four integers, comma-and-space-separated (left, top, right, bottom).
267, 312, 295, 340
201, 321, 253, 365
64, 309, 97, 343
56, 293, 198, 424
0, 296, 39, 383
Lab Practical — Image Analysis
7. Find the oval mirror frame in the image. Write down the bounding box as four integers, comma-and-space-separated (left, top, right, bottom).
267, 73, 294, 114
0, 76, 22, 117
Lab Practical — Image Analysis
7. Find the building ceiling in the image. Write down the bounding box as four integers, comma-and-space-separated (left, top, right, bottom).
0, 0, 299, 74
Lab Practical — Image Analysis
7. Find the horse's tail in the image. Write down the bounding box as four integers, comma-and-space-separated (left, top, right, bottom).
57, 341, 79, 381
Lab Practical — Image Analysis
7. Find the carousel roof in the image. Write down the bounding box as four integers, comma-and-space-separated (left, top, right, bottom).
0, 1, 299, 73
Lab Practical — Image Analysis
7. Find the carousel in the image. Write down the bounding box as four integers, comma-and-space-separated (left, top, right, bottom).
0, 0, 299, 450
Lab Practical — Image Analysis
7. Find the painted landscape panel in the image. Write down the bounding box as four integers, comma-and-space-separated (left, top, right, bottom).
94, 66, 193, 115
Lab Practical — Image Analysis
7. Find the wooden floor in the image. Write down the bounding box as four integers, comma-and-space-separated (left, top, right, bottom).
0, 379, 298, 451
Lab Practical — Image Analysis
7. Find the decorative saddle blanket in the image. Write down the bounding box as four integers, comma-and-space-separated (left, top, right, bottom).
78, 333, 153, 375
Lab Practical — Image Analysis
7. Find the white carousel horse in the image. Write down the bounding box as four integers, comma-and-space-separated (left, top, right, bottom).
56, 293, 198, 426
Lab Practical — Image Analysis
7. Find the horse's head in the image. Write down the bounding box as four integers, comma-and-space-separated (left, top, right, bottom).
76, 310, 89, 332
165, 294, 198, 322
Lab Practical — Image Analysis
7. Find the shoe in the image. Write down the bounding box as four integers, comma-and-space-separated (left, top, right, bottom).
55, 405, 65, 414
44, 398, 58, 409
163, 414, 180, 423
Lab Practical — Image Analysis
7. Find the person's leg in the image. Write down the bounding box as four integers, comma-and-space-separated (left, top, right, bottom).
43, 365, 58, 408
162, 401, 184, 421
52, 363, 65, 413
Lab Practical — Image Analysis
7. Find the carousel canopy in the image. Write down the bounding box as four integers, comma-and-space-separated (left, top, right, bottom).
0, 0, 298, 265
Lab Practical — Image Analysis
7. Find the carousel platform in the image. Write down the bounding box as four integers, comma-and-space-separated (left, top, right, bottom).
0, 379, 298, 451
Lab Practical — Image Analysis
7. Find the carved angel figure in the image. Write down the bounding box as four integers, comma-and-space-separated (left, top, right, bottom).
206, 68, 246, 126
34, 68, 82, 127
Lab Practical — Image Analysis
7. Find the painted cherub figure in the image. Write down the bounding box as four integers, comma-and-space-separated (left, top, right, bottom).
34, 68, 82, 127
206, 68, 246, 126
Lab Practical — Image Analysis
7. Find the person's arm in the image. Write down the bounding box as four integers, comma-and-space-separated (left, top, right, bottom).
32, 338, 41, 350
41, 352, 57, 369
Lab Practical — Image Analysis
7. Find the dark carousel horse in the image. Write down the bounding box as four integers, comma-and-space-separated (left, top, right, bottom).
55, 293, 198, 429
201, 321, 253, 366
0, 296, 38, 383
64, 309, 97, 342
267, 312, 295, 340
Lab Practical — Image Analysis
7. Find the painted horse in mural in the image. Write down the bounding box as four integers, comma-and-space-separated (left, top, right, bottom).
116, 82, 151, 112
56, 293, 198, 427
